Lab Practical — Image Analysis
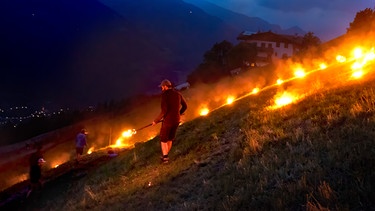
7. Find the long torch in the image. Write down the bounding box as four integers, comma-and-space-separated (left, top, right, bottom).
134, 120, 162, 133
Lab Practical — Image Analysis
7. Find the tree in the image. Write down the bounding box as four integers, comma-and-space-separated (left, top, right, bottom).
347, 8, 375, 34
226, 42, 257, 70
202, 40, 233, 66
187, 40, 233, 85
301, 32, 321, 50
294, 32, 321, 61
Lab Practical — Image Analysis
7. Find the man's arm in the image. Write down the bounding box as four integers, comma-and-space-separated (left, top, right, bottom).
153, 93, 167, 124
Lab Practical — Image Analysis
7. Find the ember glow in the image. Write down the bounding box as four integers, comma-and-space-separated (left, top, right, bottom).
226, 96, 235, 105
199, 107, 209, 116
7, 173, 28, 188
364, 48, 375, 62
113, 138, 133, 148
252, 88, 260, 94
294, 68, 306, 78
272, 91, 299, 109
276, 79, 284, 85
336, 55, 346, 63
116, 139, 122, 146
122, 129, 136, 138
352, 70, 364, 79
87, 146, 94, 154
353, 47, 363, 59
319, 63, 327, 70
351, 62, 364, 70
50, 161, 62, 169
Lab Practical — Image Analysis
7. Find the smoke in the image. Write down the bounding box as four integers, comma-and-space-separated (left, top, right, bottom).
2, 31, 374, 192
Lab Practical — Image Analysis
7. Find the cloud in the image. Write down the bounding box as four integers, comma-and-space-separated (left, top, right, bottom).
209, 0, 372, 13
254, 0, 352, 13
203, 0, 373, 41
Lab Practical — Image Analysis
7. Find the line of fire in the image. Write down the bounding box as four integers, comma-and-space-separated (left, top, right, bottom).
67, 44, 375, 165
2, 39, 375, 191
85, 44, 375, 160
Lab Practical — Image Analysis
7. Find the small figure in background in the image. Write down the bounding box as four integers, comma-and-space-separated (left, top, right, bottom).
75, 129, 88, 163
27, 146, 46, 198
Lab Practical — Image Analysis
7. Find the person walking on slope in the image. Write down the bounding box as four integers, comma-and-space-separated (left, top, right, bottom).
152, 79, 187, 164
75, 129, 87, 163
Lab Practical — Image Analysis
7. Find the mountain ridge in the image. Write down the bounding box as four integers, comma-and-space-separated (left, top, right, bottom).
1, 0, 307, 109
183, 0, 306, 36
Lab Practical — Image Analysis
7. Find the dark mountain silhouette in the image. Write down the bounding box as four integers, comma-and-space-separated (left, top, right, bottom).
1, 0, 306, 109
183, 0, 306, 36
0, 0, 157, 107
0, 0, 239, 108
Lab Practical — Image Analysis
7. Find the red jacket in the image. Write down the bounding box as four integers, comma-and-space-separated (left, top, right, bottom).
154, 88, 187, 125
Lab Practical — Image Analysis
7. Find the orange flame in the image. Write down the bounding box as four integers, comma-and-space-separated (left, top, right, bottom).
116, 139, 122, 146
294, 68, 306, 78
226, 96, 235, 105
122, 129, 136, 138
363, 48, 375, 62
199, 108, 209, 116
272, 91, 299, 109
276, 79, 284, 85
352, 70, 364, 79
336, 55, 346, 63
113, 138, 133, 148
319, 63, 327, 70
352, 47, 363, 59
351, 62, 363, 70
87, 146, 94, 154
251, 87, 260, 94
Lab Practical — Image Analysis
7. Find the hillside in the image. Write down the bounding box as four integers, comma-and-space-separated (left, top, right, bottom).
0, 0, 239, 108
1, 36, 375, 210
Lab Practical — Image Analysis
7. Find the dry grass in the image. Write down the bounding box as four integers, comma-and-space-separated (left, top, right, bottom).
3, 74, 375, 211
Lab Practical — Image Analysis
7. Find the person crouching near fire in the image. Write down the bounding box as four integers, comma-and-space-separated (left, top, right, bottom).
152, 79, 187, 164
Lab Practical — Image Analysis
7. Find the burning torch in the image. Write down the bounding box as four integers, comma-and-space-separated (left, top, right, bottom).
124, 120, 162, 137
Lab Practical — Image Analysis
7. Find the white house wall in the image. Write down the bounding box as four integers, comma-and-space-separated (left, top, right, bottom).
252, 41, 294, 59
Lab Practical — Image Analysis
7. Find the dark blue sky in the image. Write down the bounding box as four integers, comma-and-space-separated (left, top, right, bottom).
194, 0, 374, 41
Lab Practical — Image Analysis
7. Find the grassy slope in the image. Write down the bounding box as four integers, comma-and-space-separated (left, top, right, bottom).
5, 70, 375, 210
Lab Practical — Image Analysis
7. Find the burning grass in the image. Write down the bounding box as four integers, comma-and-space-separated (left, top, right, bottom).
2, 37, 375, 210
7, 75, 374, 210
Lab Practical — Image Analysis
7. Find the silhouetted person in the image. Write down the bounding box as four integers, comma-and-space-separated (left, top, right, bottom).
152, 79, 187, 163
27, 147, 45, 198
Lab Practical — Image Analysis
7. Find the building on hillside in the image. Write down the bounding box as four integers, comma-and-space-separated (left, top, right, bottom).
237, 31, 303, 66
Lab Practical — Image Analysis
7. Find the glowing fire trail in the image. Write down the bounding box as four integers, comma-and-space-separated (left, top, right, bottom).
199, 46, 375, 114
84, 45, 375, 158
